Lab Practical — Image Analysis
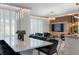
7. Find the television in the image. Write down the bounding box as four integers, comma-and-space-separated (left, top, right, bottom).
51, 23, 64, 32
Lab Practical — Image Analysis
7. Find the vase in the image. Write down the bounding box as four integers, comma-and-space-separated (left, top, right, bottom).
18, 35, 24, 41
21, 35, 24, 41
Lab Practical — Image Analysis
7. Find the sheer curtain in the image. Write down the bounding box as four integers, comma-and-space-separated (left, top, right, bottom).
30, 16, 49, 34
30, 17, 44, 34
0, 6, 16, 44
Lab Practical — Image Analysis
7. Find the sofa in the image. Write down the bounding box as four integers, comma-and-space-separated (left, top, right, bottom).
29, 32, 52, 41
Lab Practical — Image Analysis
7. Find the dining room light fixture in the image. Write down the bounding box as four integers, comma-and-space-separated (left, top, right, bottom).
16, 8, 31, 20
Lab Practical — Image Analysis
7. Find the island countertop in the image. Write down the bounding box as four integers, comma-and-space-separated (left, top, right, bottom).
4, 38, 53, 52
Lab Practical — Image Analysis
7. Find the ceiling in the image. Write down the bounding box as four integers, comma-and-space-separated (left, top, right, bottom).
5, 3, 79, 17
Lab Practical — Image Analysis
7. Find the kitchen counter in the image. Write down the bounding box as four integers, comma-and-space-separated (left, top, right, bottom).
4, 38, 53, 52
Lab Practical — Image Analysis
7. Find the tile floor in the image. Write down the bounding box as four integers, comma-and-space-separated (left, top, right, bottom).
63, 37, 79, 55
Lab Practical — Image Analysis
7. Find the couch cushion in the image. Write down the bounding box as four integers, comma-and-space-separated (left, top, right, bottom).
35, 33, 43, 36
43, 32, 51, 37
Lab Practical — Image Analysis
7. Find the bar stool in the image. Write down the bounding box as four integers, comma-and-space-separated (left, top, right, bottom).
36, 39, 58, 55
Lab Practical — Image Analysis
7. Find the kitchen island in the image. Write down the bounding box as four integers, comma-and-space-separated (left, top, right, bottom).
2, 38, 53, 55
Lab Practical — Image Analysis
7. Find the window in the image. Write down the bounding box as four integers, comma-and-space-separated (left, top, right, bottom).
0, 8, 16, 44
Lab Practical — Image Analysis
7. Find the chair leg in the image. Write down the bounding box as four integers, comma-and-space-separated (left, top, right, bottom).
56, 50, 58, 55
38, 50, 40, 55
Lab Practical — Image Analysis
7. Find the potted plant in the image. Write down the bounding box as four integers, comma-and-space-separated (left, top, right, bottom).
16, 30, 26, 41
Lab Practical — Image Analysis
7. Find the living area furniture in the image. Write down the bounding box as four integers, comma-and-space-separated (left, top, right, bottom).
60, 34, 65, 41
36, 39, 58, 55
29, 32, 53, 41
